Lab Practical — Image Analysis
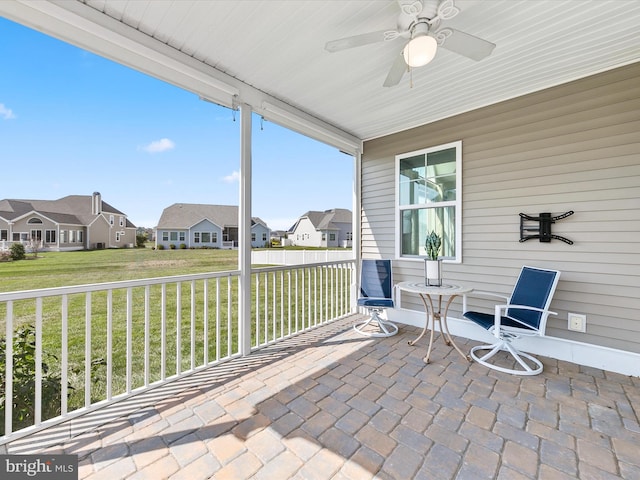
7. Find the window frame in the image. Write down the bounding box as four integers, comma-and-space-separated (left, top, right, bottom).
395, 140, 462, 263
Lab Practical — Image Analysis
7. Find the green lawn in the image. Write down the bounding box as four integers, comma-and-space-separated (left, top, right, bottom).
0, 246, 239, 292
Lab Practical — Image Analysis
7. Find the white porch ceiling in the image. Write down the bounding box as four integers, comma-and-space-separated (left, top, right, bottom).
2, 0, 640, 151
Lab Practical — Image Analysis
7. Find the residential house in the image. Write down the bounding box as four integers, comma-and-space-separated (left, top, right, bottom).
288, 208, 352, 248
0, 192, 136, 251
155, 203, 271, 249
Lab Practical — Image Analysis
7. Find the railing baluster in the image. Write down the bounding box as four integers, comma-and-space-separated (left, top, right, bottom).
216, 278, 221, 362
272, 271, 276, 342
204, 279, 209, 365
264, 272, 268, 343
126, 288, 132, 394
176, 282, 182, 375
227, 276, 232, 358
144, 285, 150, 387
107, 290, 113, 400
35, 298, 42, 425
255, 272, 260, 347
4, 300, 13, 436
160, 284, 166, 381
85, 292, 92, 408
61, 295, 68, 415
191, 280, 196, 371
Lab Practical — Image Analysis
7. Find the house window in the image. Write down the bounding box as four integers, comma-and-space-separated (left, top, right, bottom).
170, 232, 178, 241
329, 233, 336, 241
179, 232, 185, 242
322, 233, 326, 241
116, 231, 121, 242
212, 232, 217, 243
119, 217, 124, 227
60, 230, 67, 243
262, 233, 267, 242
0, 230, 7, 241
397, 140, 462, 262
30, 230, 42, 241
202, 232, 211, 243
162, 232, 169, 242
28, 217, 43, 224
109, 215, 114, 225
194, 232, 200, 243
78, 230, 84, 243
45, 230, 56, 243
69, 230, 76, 243
251, 233, 256, 242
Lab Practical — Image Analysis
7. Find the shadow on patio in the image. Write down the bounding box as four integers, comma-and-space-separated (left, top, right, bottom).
9, 315, 640, 479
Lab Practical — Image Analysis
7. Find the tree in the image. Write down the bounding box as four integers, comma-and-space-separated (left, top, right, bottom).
136, 233, 147, 248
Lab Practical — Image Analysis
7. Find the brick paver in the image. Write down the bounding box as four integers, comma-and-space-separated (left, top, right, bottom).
7, 315, 640, 479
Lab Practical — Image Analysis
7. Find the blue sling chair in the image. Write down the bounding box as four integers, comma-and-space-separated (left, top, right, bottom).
463, 266, 561, 375
354, 259, 398, 337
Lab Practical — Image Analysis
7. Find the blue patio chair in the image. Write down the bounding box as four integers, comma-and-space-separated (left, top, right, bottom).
463, 266, 561, 375
354, 259, 398, 337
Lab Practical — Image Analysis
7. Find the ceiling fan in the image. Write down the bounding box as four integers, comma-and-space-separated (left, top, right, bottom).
324, 0, 496, 87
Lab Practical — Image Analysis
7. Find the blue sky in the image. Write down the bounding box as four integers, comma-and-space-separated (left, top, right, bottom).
0, 17, 354, 230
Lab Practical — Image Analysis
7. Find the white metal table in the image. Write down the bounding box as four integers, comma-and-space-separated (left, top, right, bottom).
396, 282, 473, 364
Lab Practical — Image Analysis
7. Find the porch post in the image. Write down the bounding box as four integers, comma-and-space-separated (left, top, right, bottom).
353, 148, 362, 312
239, 103, 252, 356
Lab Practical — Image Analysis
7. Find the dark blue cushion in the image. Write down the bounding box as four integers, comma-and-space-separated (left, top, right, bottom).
463, 311, 536, 332
358, 298, 394, 308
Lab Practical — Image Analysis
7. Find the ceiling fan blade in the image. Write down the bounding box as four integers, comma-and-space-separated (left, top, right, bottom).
438, 28, 495, 61
325, 30, 392, 53
383, 51, 408, 87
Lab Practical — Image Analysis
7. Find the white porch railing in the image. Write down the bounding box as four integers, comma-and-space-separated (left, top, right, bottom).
0, 260, 355, 445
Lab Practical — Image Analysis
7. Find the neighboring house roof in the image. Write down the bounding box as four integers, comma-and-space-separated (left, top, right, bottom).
156, 203, 268, 230
289, 208, 352, 233
0, 195, 136, 228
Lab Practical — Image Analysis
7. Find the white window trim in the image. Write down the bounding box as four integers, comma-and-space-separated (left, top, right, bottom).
395, 140, 462, 263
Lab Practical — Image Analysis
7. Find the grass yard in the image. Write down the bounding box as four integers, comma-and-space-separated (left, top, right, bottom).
0, 246, 239, 292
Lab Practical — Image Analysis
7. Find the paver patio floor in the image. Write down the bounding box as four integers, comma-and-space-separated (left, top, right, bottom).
8, 314, 640, 479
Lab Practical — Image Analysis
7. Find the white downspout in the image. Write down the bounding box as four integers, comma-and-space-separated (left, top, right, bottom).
238, 103, 252, 356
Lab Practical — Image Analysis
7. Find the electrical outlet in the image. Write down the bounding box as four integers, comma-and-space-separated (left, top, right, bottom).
568, 313, 586, 332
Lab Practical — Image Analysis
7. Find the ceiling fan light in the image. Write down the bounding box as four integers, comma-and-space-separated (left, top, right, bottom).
403, 34, 437, 67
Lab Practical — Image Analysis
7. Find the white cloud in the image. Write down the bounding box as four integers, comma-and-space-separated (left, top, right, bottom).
0, 103, 16, 120
222, 171, 240, 183
141, 138, 175, 153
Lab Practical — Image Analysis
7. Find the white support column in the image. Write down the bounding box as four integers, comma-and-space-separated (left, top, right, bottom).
239, 103, 252, 355
352, 149, 362, 312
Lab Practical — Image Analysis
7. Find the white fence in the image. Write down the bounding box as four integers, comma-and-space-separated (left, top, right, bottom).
0, 260, 355, 445
252, 249, 354, 265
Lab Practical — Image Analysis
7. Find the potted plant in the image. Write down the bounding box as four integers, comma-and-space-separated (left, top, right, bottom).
424, 230, 442, 286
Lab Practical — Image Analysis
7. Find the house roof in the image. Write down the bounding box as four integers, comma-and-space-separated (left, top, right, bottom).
156, 203, 269, 230
1, 1, 638, 152
291, 208, 352, 233
0, 195, 135, 228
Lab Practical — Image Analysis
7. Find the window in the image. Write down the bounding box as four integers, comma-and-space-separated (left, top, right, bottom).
0, 230, 7, 241
119, 217, 124, 227
170, 232, 178, 241
251, 233, 256, 242
212, 232, 217, 243
109, 215, 114, 225
28, 217, 43, 224
116, 231, 121, 242
194, 232, 200, 243
45, 230, 56, 243
30, 229, 42, 241
69, 230, 76, 243
60, 230, 67, 243
329, 233, 336, 241
78, 230, 84, 243
322, 233, 326, 241
262, 233, 267, 242
179, 232, 185, 242
201, 232, 211, 243
162, 232, 169, 242
397, 140, 462, 262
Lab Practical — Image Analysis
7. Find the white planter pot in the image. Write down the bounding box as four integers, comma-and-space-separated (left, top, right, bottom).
424, 259, 442, 286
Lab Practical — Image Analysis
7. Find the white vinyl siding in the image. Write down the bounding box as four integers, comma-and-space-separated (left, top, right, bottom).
362, 63, 640, 354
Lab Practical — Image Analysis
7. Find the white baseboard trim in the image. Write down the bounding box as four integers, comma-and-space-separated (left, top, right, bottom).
386, 307, 640, 378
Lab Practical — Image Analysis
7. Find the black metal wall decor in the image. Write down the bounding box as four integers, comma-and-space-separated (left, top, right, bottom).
519, 211, 574, 244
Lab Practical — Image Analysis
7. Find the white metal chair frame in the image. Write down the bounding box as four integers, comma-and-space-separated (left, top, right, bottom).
464, 266, 560, 375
